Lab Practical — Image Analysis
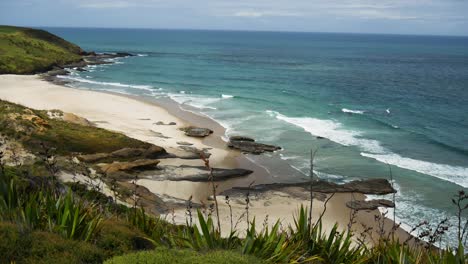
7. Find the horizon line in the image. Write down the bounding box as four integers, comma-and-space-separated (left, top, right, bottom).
3, 24, 468, 38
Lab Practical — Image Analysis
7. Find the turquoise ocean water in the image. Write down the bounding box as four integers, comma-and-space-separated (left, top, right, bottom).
46, 28, 468, 241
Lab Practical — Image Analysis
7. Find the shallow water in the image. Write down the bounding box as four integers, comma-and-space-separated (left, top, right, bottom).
46, 27, 468, 243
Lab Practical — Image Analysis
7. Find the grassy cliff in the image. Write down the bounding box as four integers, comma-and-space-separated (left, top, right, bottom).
0, 25, 84, 74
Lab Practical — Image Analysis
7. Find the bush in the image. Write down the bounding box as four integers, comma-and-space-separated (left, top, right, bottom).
96, 219, 155, 258
104, 248, 263, 264
0, 222, 28, 261
0, 222, 105, 264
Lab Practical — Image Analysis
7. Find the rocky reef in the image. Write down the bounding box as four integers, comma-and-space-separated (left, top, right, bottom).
227, 136, 281, 154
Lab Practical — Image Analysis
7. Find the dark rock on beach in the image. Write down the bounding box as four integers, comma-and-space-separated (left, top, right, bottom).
117, 181, 167, 215
227, 178, 396, 195
78, 146, 167, 163
100, 159, 160, 174
228, 136, 281, 154
114, 52, 134, 57
155, 121, 177, 126
78, 153, 109, 163
176, 141, 193, 146
346, 199, 395, 211
229, 136, 255, 142
46, 68, 70, 76
164, 166, 253, 182
183, 127, 213, 137
63, 60, 89, 68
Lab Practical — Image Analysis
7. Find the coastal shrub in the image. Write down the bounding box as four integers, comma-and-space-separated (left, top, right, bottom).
0, 222, 28, 261
0, 171, 103, 241
96, 218, 155, 258
242, 219, 300, 263
179, 210, 241, 250
0, 222, 105, 264
126, 207, 184, 245
104, 248, 264, 264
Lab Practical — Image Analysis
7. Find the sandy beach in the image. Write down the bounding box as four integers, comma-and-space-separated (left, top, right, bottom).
0, 74, 411, 244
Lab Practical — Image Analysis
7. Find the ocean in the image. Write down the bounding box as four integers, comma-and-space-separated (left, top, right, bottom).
46, 27, 468, 242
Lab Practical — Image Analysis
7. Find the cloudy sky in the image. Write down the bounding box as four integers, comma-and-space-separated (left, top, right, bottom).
1, 0, 467, 36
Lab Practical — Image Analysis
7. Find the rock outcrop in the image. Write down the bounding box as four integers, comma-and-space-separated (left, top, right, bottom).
78, 146, 167, 163
346, 199, 395, 211
155, 121, 176, 125
42, 52, 137, 84
176, 141, 193, 146
78, 153, 109, 163
117, 182, 167, 215
100, 159, 160, 174
161, 166, 253, 182
228, 136, 281, 154
228, 178, 396, 195
62, 112, 94, 126
182, 127, 213, 137
229, 136, 255, 142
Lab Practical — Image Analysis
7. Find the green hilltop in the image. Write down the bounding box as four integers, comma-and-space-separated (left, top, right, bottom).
0, 25, 84, 74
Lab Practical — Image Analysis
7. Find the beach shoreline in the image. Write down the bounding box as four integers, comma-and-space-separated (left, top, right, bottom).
0, 74, 411, 243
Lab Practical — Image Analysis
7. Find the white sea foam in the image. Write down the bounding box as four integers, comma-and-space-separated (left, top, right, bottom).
169, 94, 220, 110
221, 94, 234, 99
278, 154, 301, 161
137, 54, 148, 57
342, 108, 365, 115
267, 110, 386, 153
56, 76, 154, 91
361, 152, 468, 188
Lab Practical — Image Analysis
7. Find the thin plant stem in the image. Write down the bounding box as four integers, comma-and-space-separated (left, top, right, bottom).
309, 148, 319, 229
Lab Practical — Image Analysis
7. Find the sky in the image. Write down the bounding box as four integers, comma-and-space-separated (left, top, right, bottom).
1, 0, 468, 36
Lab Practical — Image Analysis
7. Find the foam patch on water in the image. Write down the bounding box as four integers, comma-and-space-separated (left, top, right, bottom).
57, 76, 154, 91
221, 94, 234, 99
103, 58, 124, 64
342, 108, 365, 114
267, 110, 385, 153
169, 93, 220, 110
361, 152, 468, 188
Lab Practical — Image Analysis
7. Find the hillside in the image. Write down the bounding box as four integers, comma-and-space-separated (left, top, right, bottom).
0, 25, 84, 74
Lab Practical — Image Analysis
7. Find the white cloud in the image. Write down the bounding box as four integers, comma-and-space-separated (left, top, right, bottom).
78, 1, 132, 8
336, 9, 420, 20
232, 10, 302, 18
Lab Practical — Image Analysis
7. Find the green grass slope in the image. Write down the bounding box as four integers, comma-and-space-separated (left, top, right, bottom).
0, 99, 151, 154
0, 25, 84, 74
105, 248, 263, 264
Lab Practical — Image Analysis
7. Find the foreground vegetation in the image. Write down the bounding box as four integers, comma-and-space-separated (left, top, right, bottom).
0, 163, 466, 263
0, 101, 467, 263
0, 25, 84, 74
